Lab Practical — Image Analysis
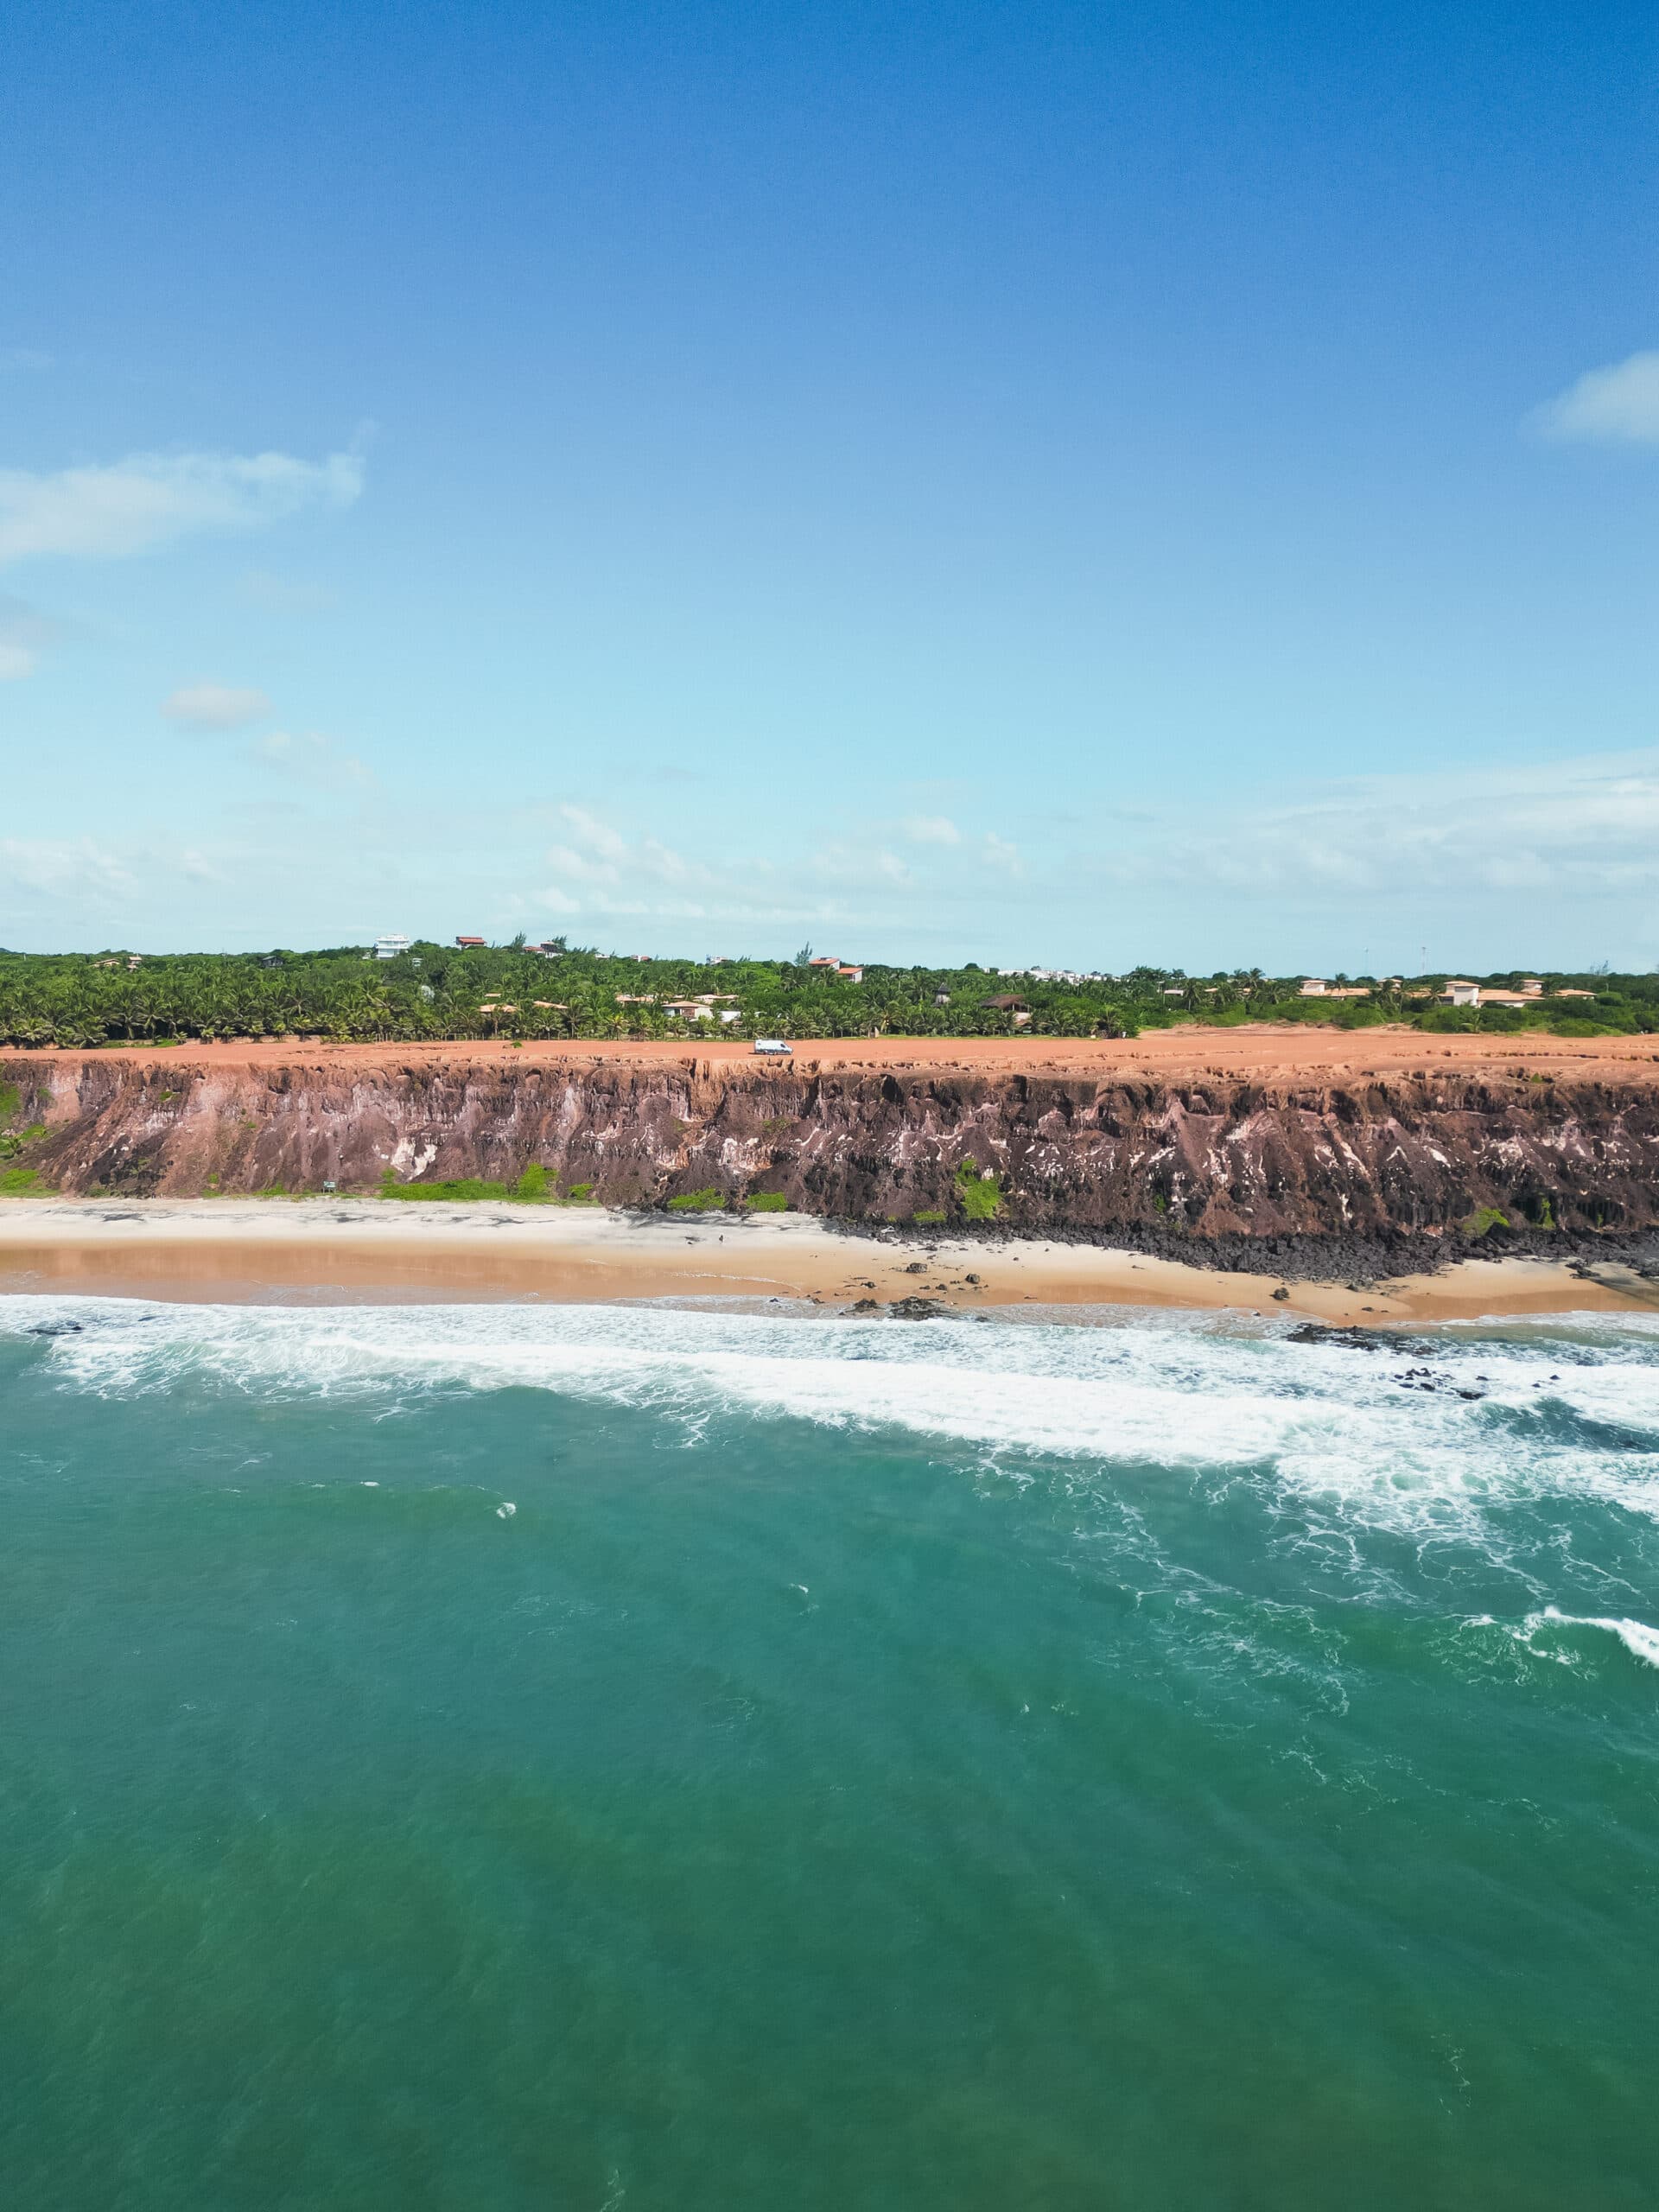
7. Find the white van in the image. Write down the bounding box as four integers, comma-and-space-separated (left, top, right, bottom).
753, 1039, 792, 1056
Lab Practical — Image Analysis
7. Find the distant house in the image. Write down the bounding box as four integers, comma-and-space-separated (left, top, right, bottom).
1443, 981, 1480, 1007
1555, 988, 1596, 1000
373, 934, 411, 961
454, 935, 486, 949
718, 1008, 742, 1024
982, 995, 1032, 1026
837, 965, 864, 982
1300, 979, 1330, 996
808, 956, 840, 968
614, 993, 658, 1006
664, 1000, 715, 1020
934, 990, 950, 1007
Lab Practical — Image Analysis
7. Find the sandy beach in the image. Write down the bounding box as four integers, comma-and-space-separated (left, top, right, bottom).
1, 1195, 1655, 1324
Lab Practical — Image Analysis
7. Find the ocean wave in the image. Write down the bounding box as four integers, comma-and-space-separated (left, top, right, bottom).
1470, 1606, 1659, 1671
7, 1296, 1659, 1537
1531, 1607, 1659, 1669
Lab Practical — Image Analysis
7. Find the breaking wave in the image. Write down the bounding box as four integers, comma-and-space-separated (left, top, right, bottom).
6, 1295, 1659, 1533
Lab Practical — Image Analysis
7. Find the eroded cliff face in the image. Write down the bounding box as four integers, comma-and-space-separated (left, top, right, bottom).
7, 1052, 1659, 1244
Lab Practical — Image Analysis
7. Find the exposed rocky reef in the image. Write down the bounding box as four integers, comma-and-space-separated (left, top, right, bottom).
7, 1052, 1659, 1262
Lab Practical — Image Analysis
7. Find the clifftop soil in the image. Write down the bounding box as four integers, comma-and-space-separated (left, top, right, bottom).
6, 1030, 1659, 1268
9, 1023, 1659, 1084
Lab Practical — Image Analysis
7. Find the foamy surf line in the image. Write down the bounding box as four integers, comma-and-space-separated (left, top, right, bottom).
7, 1294, 1659, 1529
1470, 1607, 1659, 1671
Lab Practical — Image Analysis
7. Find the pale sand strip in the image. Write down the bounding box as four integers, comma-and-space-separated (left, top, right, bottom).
1, 1198, 1656, 1323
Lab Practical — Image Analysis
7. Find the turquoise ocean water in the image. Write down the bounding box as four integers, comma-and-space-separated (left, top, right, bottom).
2, 1294, 1656, 2209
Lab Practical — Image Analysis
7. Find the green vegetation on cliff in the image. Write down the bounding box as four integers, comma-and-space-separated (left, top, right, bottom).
0, 944, 1652, 1048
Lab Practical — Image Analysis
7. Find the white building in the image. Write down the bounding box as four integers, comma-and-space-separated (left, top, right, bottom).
1443, 980, 1479, 1007
373, 933, 411, 961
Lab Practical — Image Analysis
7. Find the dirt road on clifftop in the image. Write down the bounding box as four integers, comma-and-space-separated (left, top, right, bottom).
7, 1024, 1659, 1087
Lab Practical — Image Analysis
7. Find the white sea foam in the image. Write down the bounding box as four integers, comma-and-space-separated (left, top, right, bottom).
1532, 1607, 1659, 1669
5, 1295, 1659, 1539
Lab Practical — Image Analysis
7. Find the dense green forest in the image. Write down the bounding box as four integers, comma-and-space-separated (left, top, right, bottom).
0, 941, 1653, 1048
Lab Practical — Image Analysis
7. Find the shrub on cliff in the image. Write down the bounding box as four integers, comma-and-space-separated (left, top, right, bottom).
954, 1160, 1003, 1220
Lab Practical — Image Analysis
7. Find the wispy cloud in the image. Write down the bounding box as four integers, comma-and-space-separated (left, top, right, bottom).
252, 729, 375, 791
1532, 352, 1659, 447
0, 594, 59, 679
237, 569, 339, 614
807, 842, 912, 889
1098, 751, 1659, 902
0, 447, 364, 566
541, 804, 732, 907
0, 836, 137, 899
902, 814, 961, 845
163, 681, 272, 731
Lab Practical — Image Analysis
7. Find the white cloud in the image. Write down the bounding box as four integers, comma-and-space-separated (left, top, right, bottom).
1532, 352, 1659, 447
903, 814, 961, 845
0, 594, 59, 678
807, 843, 912, 890
0, 836, 136, 899
252, 729, 375, 791
0, 447, 363, 567
543, 804, 730, 905
163, 681, 272, 730
1103, 750, 1659, 903
982, 833, 1023, 874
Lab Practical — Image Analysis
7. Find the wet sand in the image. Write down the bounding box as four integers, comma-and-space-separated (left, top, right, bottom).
2, 1198, 1655, 1324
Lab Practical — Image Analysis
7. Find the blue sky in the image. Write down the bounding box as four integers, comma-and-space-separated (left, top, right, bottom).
3, 0, 1656, 970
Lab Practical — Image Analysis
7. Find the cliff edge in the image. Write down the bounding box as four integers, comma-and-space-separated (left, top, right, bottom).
6, 1051, 1659, 1254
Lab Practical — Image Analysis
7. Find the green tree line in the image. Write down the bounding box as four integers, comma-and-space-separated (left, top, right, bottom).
0, 944, 1651, 1048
